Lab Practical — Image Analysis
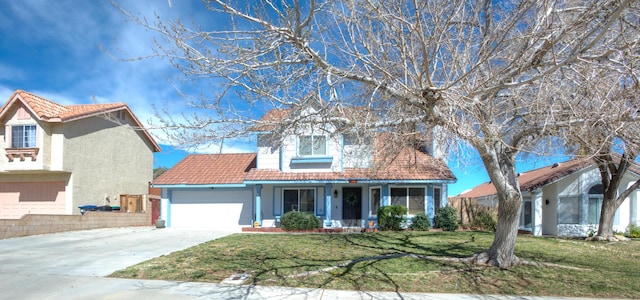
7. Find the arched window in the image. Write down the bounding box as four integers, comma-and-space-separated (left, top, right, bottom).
588, 184, 604, 224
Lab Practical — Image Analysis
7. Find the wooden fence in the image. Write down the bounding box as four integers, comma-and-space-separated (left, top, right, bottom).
448, 197, 498, 227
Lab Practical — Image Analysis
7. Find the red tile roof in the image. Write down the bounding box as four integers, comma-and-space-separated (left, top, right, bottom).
0, 90, 160, 152
245, 163, 454, 182
1, 90, 127, 122
155, 148, 454, 185
457, 158, 596, 198
154, 153, 257, 185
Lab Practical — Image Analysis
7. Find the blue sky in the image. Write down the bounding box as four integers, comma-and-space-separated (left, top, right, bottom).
0, 1, 570, 196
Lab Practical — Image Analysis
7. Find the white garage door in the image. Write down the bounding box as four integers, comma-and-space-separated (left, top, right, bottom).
170, 189, 253, 229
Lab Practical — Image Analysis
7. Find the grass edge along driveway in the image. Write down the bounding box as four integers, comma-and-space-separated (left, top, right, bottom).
110, 231, 640, 298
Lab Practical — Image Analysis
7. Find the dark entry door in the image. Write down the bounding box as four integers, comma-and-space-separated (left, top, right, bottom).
342, 187, 362, 220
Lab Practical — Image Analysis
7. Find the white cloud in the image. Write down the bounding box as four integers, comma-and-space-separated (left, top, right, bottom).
0, 64, 25, 81
0, 86, 15, 102
0, 1, 257, 155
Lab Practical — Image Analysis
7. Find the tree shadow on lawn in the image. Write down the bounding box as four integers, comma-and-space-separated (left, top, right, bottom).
114, 232, 638, 297
238, 231, 506, 295
333, 231, 493, 293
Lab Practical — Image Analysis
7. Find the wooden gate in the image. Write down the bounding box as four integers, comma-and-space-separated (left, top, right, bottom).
150, 198, 161, 225
119, 194, 143, 213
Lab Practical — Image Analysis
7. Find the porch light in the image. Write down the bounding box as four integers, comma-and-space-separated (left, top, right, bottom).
333, 189, 338, 198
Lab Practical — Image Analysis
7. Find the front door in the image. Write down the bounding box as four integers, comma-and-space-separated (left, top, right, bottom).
342, 187, 362, 225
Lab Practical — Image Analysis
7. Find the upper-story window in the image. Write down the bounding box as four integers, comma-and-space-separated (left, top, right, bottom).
299, 135, 326, 156
11, 125, 37, 148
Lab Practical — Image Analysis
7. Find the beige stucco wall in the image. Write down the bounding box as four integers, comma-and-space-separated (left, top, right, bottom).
61, 113, 155, 212
1, 102, 156, 217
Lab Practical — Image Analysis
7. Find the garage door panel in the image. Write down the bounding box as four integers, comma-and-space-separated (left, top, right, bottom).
0, 182, 66, 219
171, 190, 252, 229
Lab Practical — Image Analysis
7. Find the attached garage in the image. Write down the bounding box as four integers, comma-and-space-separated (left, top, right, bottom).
170, 189, 253, 229
0, 181, 66, 219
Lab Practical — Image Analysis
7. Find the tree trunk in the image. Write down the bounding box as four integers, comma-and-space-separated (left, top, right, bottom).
473, 190, 522, 268
594, 197, 619, 240
472, 148, 522, 268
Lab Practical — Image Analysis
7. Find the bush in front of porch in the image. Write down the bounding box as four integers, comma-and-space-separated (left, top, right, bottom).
280, 211, 322, 231
377, 205, 407, 231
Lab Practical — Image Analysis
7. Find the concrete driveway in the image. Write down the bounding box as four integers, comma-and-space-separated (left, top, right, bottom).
0, 227, 233, 277
0, 227, 235, 299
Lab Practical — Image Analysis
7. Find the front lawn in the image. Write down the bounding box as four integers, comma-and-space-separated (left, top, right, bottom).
110, 231, 640, 298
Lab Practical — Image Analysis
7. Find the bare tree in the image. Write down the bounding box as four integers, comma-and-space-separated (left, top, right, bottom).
559, 8, 640, 240
116, 0, 634, 267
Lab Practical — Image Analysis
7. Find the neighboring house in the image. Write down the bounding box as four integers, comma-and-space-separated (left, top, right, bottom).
456, 158, 640, 237
154, 108, 456, 230
0, 90, 161, 219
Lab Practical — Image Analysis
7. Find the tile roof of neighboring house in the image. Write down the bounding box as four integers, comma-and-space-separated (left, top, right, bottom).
457, 157, 640, 198
154, 153, 258, 185
0, 90, 161, 152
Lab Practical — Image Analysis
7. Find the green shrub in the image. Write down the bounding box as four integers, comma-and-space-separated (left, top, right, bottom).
471, 210, 497, 232
377, 205, 407, 231
627, 224, 640, 238
410, 212, 431, 231
280, 211, 321, 231
435, 206, 458, 231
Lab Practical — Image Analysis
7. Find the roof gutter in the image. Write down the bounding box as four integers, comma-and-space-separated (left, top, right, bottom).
152, 183, 248, 189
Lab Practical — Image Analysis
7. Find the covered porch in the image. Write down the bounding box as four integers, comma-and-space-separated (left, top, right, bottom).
249, 180, 451, 229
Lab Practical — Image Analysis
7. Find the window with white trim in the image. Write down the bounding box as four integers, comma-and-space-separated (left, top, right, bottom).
558, 196, 580, 224
588, 184, 604, 224
11, 125, 37, 148
283, 188, 315, 214
520, 197, 532, 229
433, 186, 441, 214
369, 187, 381, 216
298, 135, 326, 156
390, 187, 425, 215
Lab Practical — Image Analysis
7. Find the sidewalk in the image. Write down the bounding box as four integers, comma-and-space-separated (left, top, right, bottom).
0, 273, 613, 300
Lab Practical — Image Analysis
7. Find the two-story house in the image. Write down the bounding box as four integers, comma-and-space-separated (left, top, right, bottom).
154, 107, 456, 230
0, 90, 161, 219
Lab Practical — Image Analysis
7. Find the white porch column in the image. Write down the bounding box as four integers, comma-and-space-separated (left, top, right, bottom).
631, 190, 638, 225
532, 190, 543, 236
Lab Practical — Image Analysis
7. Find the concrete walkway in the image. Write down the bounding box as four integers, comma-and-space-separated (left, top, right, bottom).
0, 227, 617, 299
